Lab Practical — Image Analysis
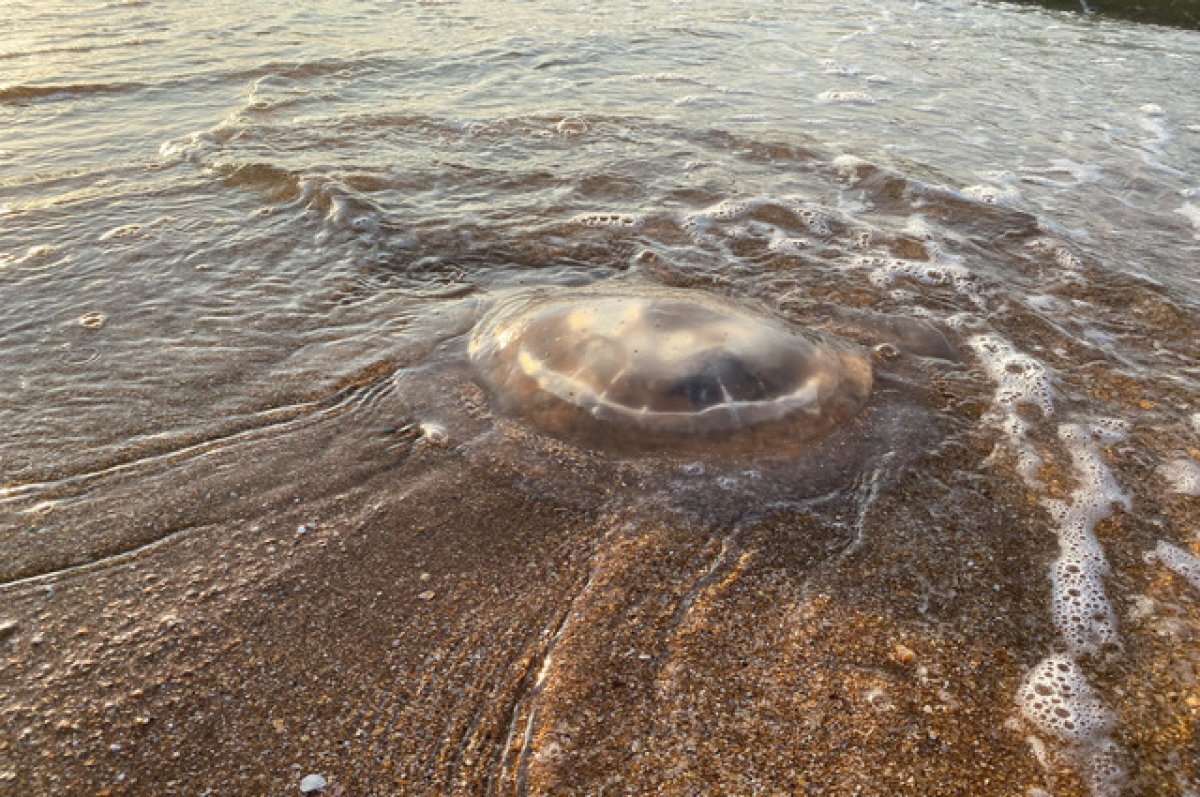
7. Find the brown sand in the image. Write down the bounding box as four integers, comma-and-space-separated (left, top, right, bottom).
1, 366, 1196, 796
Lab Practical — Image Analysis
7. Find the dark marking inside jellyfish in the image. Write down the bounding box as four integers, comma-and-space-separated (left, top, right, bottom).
468, 285, 874, 453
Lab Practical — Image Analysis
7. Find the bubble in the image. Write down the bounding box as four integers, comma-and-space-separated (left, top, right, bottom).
468, 285, 873, 452
967, 333, 1055, 484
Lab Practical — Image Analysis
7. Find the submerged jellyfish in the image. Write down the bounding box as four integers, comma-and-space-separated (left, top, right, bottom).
469, 285, 873, 450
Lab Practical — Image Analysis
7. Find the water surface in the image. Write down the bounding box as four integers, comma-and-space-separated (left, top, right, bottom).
2, 1, 1199, 794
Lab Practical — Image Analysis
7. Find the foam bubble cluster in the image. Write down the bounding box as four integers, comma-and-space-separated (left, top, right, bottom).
961, 172, 1022, 206
1151, 540, 1200, 593
1042, 422, 1130, 655
1018, 655, 1113, 744
571, 212, 645, 231
1018, 656, 1126, 796
967, 334, 1055, 482
957, 251, 1132, 796
468, 286, 873, 446
859, 215, 984, 308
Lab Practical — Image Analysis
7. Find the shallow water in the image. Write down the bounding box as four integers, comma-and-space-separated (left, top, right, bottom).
2, 1, 1199, 795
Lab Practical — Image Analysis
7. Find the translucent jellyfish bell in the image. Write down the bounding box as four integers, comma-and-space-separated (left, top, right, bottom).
469, 286, 873, 450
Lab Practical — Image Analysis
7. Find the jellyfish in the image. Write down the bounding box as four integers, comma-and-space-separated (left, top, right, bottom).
468, 285, 873, 451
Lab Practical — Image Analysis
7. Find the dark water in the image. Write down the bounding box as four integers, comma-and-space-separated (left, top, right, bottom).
2, 1, 1199, 795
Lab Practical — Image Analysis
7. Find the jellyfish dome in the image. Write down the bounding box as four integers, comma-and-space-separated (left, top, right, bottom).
468, 286, 873, 448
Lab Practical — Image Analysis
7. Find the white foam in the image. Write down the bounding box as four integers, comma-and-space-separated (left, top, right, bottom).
961, 172, 1022, 206
326, 194, 378, 234
831, 153, 869, 179
942, 312, 982, 331
970, 335, 1055, 416
1043, 421, 1129, 655
767, 231, 808, 255
1084, 738, 1128, 797
555, 117, 588, 137
869, 256, 971, 291
1019, 655, 1113, 744
708, 198, 758, 220
859, 216, 988, 306
683, 197, 835, 252
1018, 656, 1127, 796
997, 411, 1131, 794
20, 244, 60, 263
1151, 541, 1200, 593
902, 215, 935, 239
1054, 247, 1083, 271
1025, 294, 1061, 312
815, 90, 876, 105
821, 59, 860, 76
1160, 458, 1200, 495
158, 123, 237, 164
1137, 107, 1185, 175
1139, 114, 1172, 155
571, 212, 644, 231
967, 334, 1054, 482
8, 244, 70, 272
1175, 203, 1200, 238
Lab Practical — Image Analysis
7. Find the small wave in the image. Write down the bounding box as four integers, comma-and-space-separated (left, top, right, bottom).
215, 161, 304, 202
1019, 159, 1102, 188
219, 55, 395, 85
0, 81, 149, 104
0, 37, 161, 62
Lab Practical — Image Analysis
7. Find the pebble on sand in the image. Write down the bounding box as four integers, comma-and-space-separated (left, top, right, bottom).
299, 773, 327, 793
892, 643, 916, 665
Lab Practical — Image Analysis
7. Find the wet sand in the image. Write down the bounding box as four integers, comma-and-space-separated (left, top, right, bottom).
3, 357, 1196, 796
